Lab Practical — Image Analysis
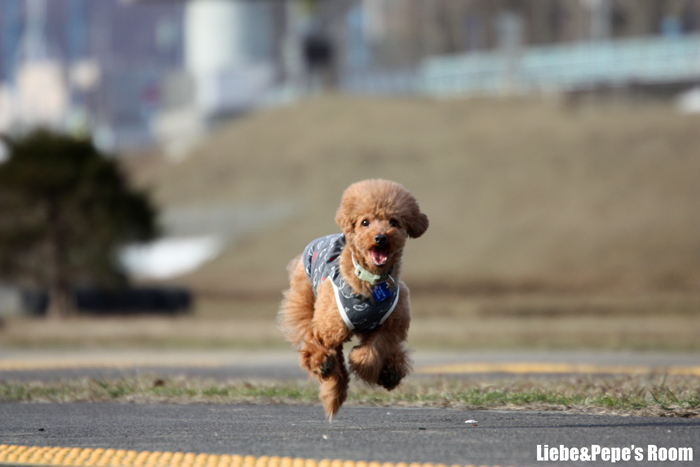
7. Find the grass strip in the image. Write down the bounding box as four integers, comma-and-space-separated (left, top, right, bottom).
1, 374, 698, 418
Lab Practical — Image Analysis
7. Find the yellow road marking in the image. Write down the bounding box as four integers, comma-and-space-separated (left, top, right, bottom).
416, 362, 700, 376
0, 445, 516, 467
0, 358, 227, 372
3, 358, 699, 377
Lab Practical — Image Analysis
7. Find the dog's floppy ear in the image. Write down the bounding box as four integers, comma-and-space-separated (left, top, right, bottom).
336, 182, 362, 236
406, 209, 429, 239
335, 204, 355, 236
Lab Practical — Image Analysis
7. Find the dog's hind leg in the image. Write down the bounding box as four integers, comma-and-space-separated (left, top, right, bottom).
280, 256, 327, 378
303, 280, 353, 379
319, 345, 349, 420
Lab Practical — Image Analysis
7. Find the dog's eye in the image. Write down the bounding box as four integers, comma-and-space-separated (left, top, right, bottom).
361, 220, 370, 227
389, 219, 398, 228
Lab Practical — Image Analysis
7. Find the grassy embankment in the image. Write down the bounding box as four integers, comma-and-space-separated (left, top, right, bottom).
2, 96, 700, 351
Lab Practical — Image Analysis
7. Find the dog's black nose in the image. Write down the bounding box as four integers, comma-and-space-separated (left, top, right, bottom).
374, 234, 388, 246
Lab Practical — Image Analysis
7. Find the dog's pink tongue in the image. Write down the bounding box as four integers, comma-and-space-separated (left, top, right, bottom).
371, 248, 388, 266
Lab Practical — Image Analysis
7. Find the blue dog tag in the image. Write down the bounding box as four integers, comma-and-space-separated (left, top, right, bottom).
372, 282, 392, 302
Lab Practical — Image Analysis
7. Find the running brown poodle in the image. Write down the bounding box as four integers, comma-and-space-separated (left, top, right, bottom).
279, 179, 429, 419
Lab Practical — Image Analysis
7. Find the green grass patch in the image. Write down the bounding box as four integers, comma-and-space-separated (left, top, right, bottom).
2, 374, 699, 418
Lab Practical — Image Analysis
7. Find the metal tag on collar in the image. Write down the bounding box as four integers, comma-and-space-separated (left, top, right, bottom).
372, 282, 393, 302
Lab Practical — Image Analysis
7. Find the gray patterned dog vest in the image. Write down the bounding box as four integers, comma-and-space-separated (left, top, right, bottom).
303, 234, 400, 332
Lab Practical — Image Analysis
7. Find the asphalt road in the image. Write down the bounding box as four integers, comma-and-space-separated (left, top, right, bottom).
1, 350, 700, 467
2, 403, 699, 467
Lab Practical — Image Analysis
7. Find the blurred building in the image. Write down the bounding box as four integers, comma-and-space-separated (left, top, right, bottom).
0, 0, 185, 150
346, 0, 700, 68
1, 0, 700, 152
338, 0, 700, 96
183, 0, 278, 115
0, 0, 290, 153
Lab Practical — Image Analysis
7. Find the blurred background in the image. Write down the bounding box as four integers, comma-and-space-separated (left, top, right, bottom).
1, 0, 700, 351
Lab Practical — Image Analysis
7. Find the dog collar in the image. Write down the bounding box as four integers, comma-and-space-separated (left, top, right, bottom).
351, 253, 393, 285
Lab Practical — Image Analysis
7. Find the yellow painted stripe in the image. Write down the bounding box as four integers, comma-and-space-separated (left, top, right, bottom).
0, 358, 227, 372
0, 445, 517, 467
3, 358, 700, 377
416, 362, 700, 376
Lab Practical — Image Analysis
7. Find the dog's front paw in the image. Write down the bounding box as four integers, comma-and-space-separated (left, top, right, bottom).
318, 354, 335, 378
378, 366, 403, 391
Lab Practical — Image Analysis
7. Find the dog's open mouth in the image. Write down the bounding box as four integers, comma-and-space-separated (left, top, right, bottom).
370, 247, 389, 267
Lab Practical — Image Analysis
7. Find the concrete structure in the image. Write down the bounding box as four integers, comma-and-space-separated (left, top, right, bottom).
183, 0, 277, 115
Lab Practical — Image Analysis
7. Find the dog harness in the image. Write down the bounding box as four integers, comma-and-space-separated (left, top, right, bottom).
303, 234, 400, 332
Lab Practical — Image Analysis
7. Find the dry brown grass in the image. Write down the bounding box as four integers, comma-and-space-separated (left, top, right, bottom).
3, 294, 699, 350
47, 95, 692, 353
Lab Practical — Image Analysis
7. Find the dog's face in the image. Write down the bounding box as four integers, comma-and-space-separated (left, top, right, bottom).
335, 179, 428, 274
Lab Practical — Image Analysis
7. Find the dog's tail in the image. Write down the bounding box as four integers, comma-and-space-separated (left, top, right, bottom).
320, 347, 349, 421
278, 255, 316, 349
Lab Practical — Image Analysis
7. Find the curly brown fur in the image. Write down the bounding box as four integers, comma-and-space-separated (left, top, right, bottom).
279, 179, 428, 420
